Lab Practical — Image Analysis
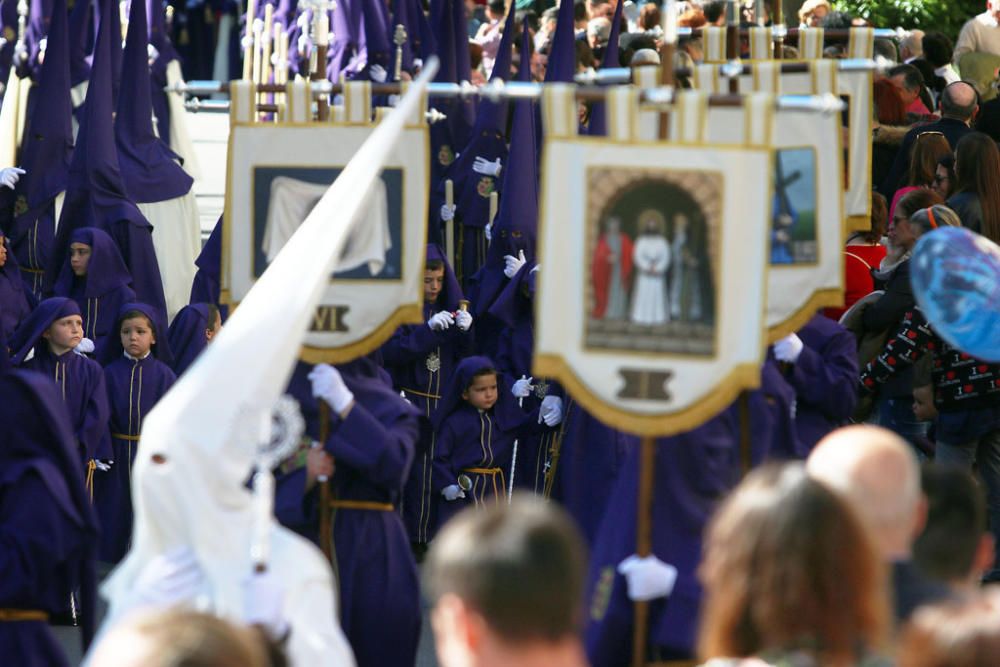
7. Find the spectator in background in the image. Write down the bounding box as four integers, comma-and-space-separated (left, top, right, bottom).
876, 76, 910, 126
474, 0, 508, 78
880, 81, 977, 200
424, 496, 588, 667
954, 0, 1000, 64
808, 426, 953, 622
923, 32, 961, 88
932, 154, 957, 200
587, 17, 611, 53
873, 81, 912, 189
901, 29, 925, 63
948, 131, 1000, 240
890, 132, 952, 221
825, 193, 888, 322
703, 0, 726, 26
899, 590, 1000, 667
797, 0, 831, 27
638, 3, 660, 31
889, 64, 933, 119
913, 465, 995, 592
698, 463, 889, 666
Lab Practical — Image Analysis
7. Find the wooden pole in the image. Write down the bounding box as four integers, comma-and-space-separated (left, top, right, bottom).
242, 0, 257, 80
631, 435, 657, 667
657, 0, 676, 140
312, 11, 330, 121
444, 179, 455, 267
738, 391, 752, 477
318, 402, 333, 563
726, 0, 740, 94
260, 3, 274, 110
773, 0, 784, 60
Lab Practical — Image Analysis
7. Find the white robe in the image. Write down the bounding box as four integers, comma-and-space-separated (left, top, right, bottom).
165, 60, 202, 181
138, 190, 202, 322
630, 235, 671, 325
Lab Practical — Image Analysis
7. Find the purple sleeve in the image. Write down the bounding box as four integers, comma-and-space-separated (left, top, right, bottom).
273, 468, 316, 530
380, 323, 449, 365
325, 403, 417, 491
81, 365, 112, 461
431, 419, 460, 494
787, 330, 859, 422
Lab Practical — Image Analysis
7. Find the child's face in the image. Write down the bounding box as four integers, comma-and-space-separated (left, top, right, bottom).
912, 386, 938, 422
424, 268, 445, 304
463, 373, 498, 411
121, 316, 156, 358
0, 236, 7, 267
205, 310, 222, 343
43, 315, 83, 353
69, 242, 92, 276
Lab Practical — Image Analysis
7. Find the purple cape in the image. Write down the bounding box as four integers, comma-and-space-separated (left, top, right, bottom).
0, 370, 100, 656
587, 0, 624, 135
10, 296, 82, 364
115, 0, 193, 203
544, 0, 578, 83
67, 0, 92, 87
96, 300, 174, 367
166, 303, 210, 376
189, 215, 222, 307
0, 229, 32, 339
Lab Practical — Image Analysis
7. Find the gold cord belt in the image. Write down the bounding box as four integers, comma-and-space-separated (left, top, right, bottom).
18, 266, 44, 274
111, 433, 141, 441
84, 460, 96, 503
0, 609, 48, 622
400, 387, 442, 400
461, 467, 506, 505
329, 499, 394, 512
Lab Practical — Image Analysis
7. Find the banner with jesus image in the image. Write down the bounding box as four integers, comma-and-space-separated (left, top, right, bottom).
534, 139, 772, 437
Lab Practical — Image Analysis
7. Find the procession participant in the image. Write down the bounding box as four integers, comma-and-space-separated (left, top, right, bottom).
0, 369, 101, 667
428, 0, 476, 191
116, 0, 199, 321
10, 297, 112, 487
52, 228, 136, 358
382, 244, 474, 548
189, 216, 226, 316
46, 0, 168, 318
429, 356, 543, 533
424, 496, 589, 667
434, 4, 515, 284
772, 314, 860, 456
167, 303, 222, 377
302, 359, 423, 666
6, 0, 73, 300
0, 227, 32, 341
95, 303, 176, 564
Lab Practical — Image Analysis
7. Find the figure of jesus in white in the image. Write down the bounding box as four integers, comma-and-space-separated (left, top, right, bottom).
630, 211, 671, 325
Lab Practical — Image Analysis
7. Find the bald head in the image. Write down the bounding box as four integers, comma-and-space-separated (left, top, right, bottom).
941, 82, 979, 122
807, 426, 924, 559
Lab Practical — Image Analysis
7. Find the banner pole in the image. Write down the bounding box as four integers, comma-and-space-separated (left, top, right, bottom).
630, 434, 656, 667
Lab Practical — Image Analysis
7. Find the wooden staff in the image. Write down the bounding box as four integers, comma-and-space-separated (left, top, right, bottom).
242, 0, 257, 81
312, 9, 329, 121
120, 0, 129, 39
631, 435, 657, 667
773, 0, 784, 60
738, 391, 752, 476
260, 3, 274, 110
393, 24, 408, 82
658, 0, 676, 140
726, 0, 740, 94
274, 24, 288, 86
444, 179, 455, 268
318, 402, 333, 563
252, 18, 264, 110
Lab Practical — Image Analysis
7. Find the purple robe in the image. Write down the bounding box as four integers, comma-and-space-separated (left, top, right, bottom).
427, 0, 475, 190
382, 245, 472, 543
9, 0, 73, 299
11, 297, 113, 463
548, 397, 637, 547
147, 0, 180, 145
0, 370, 100, 665
0, 230, 32, 339
96, 348, 175, 562
429, 356, 538, 534
116, 0, 193, 203
47, 0, 167, 317
166, 302, 210, 376
780, 313, 859, 456
586, 0, 624, 135
275, 359, 421, 667
68, 0, 92, 89
189, 215, 223, 310
53, 227, 137, 357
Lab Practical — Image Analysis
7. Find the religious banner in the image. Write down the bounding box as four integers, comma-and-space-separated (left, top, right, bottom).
690, 64, 847, 339
222, 82, 430, 362
533, 90, 772, 436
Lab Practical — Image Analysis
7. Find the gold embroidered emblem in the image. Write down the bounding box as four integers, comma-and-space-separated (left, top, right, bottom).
590, 566, 615, 621
426, 351, 441, 373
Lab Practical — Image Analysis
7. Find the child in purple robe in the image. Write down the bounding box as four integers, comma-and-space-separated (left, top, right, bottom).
382, 244, 474, 547
0, 227, 32, 340
52, 227, 136, 358
275, 358, 422, 667
0, 370, 100, 667
429, 356, 543, 535
10, 297, 112, 492
95, 303, 176, 563
167, 302, 222, 377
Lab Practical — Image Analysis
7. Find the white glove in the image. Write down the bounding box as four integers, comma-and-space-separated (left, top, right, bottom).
428, 311, 455, 331
485, 221, 493, 243
13, 42, 27, 64
530, 264, 540, 274
308, 363, 355, 414
38, 37, 47, 56
94, 459, 113, 472
131, 545, 206, 609
147, 42, 160, 64
0, 167, 25, 189
369, 64, 388, 82
74, 336, 95, 355
472, 156, 502, 177
455, 310, 473, 331
539, 395, 563, 427
617, 554, 678, 601
440, 203, 456, 222
504, 249, 527, 278
442, 484, 465, 501
773, 333, 804, 364
297, 33, 310, 55
242, 571, 289, 639
511, 375, 534, 398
